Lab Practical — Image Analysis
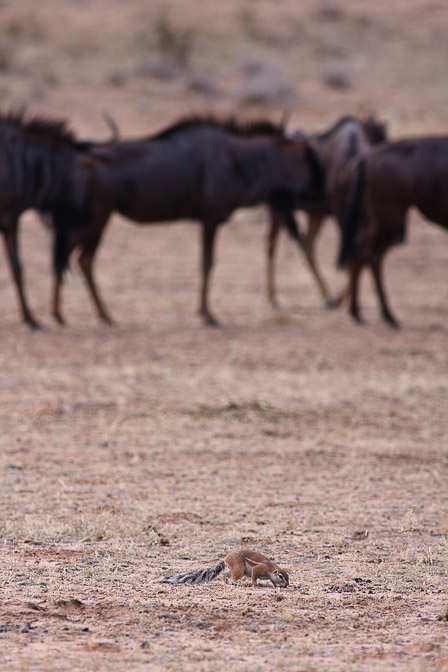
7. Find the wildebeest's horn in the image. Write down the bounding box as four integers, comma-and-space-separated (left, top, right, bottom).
279, 109, 291, 132
102, 111, 120, 141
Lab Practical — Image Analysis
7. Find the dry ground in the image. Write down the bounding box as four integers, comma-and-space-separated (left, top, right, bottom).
1, 1, 448, 670
1, 209, 447, 672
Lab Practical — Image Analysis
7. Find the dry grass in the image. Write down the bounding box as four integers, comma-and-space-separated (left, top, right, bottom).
1, 0, 448, 670
1, 210, 448, 671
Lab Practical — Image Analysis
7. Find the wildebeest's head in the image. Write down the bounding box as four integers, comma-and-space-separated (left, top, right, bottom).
361, 115, 388, 145
0, 109, 96, 216
274, 134, 325, 205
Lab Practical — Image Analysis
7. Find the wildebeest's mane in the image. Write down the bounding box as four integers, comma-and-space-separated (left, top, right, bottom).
0, 109, 76, 145
316, 114, 386, 144
316, 115, 360, 140
149, 115, 285, 141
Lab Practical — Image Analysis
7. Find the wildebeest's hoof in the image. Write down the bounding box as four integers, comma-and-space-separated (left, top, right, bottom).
325, 297, 341, 310
385, 316, 401, 330
52, 314, 66, 326
351, 312, 366, 326
26, 317, 42, 331
200, 309, 221, 327
204, 316, 220, 328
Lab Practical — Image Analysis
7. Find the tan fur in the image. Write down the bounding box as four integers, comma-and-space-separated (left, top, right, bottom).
223, 549, 289, 587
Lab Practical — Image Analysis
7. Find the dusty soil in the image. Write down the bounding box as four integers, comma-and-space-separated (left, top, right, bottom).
1, 1, 448, 671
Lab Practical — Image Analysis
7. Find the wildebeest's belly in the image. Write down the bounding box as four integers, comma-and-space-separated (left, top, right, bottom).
116, 179, 201, 222
415, 185, 448, 229
110, 160, 203, 223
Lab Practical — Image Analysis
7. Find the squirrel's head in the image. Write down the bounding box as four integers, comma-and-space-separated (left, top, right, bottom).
271, 568, 289, 587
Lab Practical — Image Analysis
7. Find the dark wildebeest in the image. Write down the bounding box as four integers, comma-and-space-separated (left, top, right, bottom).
0, 110, 94, 328
51, 116, 324, 326
266, 115, 387, 309
338, 136, 448, 327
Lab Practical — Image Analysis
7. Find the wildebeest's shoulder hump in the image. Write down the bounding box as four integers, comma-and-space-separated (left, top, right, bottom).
147, 115, 283, 141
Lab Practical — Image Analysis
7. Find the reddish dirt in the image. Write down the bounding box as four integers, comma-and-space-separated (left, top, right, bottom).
0, 1, 447, 671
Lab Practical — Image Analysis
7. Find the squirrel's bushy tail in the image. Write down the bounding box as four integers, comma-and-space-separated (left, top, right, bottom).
161, 560, 225, 585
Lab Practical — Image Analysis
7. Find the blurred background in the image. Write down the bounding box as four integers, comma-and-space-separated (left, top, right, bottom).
1, 7, 448, 669
1, 0, 447, 138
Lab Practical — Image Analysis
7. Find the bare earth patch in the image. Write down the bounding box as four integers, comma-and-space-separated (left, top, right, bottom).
1, 209, 447, 672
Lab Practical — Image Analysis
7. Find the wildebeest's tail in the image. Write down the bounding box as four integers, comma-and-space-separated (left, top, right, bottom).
50, 178, 93, 280
160, 560, 226, 585
281, 209, 301, 244
38, 208, 76, 280
337, 159, 365, 268
269, 189, 301, 243
305, 142, 325, 201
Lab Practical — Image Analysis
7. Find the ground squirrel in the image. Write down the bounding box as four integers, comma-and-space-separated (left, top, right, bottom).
160, 548, 289, 587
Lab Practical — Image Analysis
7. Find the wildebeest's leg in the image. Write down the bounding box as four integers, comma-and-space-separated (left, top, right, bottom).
199, 221, 219, 326
348, 260, 365, 325
266, 211, 281, 309
2, 224, 40, 329
269, 209, 335, 309
301, 215, 336, 307
331, 278, 350, 309
77, 229, 114, 325
370, 254, 400, 328
52, 211, 112, 325
51, 276, 63, 325
51, 235, 79, 325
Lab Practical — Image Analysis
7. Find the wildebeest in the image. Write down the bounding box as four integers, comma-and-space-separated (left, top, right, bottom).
266, 115, 387, 309
0, 110, 93, 328
338, 136, 448, 327
51, 116, 324, 326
